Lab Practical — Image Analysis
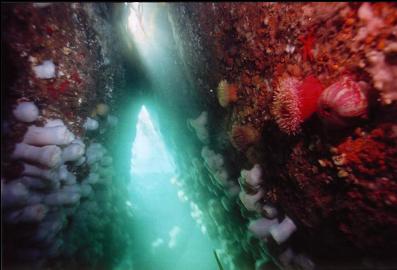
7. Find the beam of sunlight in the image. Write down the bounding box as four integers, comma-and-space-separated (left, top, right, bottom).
128, 105, 218, 270
131, 105, 174, 176
127, 2, 160, 59
128, 2, 148, 45
126, 2, 177, 87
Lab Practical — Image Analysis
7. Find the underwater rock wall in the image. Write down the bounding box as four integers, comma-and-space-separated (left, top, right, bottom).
160, 2, 397, 270
1, 2, 397, 270
1, 3, 134, 269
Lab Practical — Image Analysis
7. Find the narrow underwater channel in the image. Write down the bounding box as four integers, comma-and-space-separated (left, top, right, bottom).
2, 3, 397, 270
127, 106, 218, 270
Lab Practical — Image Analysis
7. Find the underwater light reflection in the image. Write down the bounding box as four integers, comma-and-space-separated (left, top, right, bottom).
128, 2, 147, 45
126, 2, 171, 68
129, 106, 218, 269
131, 105, 174, 176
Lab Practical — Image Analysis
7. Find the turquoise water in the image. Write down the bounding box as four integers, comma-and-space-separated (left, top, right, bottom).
127, 106, 218, 270
123, 4, 221, 268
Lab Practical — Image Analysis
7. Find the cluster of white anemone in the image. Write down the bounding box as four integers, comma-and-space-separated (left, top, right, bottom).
185, 109, 312, 269
237, 164, 314, 269
3, 101, 115, 262
187, 111, 209, 144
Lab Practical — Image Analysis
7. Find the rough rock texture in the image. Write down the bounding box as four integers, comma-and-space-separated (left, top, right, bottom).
2, 2, 397, 270
163, 2, 397, 269
1, 3, 134, 269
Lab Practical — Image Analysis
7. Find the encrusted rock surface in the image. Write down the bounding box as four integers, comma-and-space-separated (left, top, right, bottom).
2, 2, 397, 270
166, 2, 397, 268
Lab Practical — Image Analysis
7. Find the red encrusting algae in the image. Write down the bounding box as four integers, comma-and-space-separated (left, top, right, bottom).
47, 80, 70, 99
299, 31, 316, 62
59, 80, 70, 93
336, 128, 387, 176
71, 72, 82, 85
